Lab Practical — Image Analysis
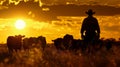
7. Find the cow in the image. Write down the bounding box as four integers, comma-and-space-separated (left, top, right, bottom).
71, 39, 83, 51
52, 34, 83, 51
23, 36, 46, 50
52, 38, 65, 50
63, 34, 74, 50
100, 38, 116, 51
7, 35, 24, 53
37, 36, 46, 50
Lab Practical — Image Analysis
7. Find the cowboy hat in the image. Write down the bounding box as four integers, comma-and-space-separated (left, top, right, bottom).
85, 9, 95, 15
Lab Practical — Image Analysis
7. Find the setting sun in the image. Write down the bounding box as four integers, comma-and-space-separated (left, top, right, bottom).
15, 19, 26, 30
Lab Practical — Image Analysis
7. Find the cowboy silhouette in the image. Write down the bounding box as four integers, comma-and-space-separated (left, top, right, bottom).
81, 9, 100, 42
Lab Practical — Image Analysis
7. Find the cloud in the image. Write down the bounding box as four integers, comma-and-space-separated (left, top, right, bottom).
0, 16, 120, 43
96, 16, 120, 39
40, 0, 120, 7
1, 0, 120, 7
51, 16, 120, 39
98, 16, 120, 32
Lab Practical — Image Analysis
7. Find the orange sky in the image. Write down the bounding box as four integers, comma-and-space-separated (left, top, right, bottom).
0, 0, 119, 44
0, 16, 120, 43
0, 0, 120, 7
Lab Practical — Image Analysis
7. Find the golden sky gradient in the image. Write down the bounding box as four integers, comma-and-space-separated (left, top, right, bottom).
0, 16, 120, 43
0, 0, 119, 44
0, 0, 120, 7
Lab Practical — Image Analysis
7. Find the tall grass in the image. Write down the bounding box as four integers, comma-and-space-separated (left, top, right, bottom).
0, 41, 120, 67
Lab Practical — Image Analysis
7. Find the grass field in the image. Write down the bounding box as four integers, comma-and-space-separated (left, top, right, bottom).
0, 40, 120, 67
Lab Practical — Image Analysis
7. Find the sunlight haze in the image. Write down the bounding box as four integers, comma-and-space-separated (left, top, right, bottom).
15, 19, 26, 30
0, 16, 120, 43
0, 0, 119, 43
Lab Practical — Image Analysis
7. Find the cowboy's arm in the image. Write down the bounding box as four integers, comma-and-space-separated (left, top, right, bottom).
96, 19, 100, 34
81, 19, 86, 38
95, 19, 100, 39
81, 20, 85, 34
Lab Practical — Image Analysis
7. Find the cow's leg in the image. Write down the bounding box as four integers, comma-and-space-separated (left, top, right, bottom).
8, 48, 13, 54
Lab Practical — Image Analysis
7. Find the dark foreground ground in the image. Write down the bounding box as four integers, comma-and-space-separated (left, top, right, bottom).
0, 42, 120, 67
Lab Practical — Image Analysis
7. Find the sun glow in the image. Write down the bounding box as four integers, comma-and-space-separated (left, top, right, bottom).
15, 19, 26, 30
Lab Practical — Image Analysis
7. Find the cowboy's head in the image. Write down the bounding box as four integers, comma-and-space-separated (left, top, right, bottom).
86, 9, 95, 16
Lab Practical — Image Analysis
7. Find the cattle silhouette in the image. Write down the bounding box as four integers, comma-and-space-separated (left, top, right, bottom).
52, 34, 83, 51
70, 39, 83, 52
63, 34, 74, 50
7, 35, 25, 53
37, 36, 46, 50
81, 9, 100, 43
23, 37, 37, 49
23, 36, 46, 50
52, 38, 65, 50
101, 38, 116, 51
7, 35, 46, 52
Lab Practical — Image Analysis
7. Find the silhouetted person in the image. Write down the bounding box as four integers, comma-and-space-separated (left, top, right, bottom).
81, 9, 100, 43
